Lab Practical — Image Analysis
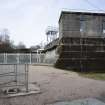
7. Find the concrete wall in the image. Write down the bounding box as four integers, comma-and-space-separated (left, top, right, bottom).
44, 49, 58, 64
59, 12, 105, 39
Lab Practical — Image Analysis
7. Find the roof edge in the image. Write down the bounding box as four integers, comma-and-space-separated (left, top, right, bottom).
59, 10, 105, 23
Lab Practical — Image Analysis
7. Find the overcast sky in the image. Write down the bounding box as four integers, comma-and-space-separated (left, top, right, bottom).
0, 0, 105, 48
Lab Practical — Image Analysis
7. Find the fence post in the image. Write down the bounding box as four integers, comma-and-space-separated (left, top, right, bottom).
5, 53, 7, 64
25, 64, 28, 92
37, 50, 38, 63
17, 53, 20, 64
4, 53, 5, 64
14, 64, 17, 86
30, 53, 31, 64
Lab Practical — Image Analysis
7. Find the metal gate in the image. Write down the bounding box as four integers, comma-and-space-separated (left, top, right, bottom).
0, 64, 29, 93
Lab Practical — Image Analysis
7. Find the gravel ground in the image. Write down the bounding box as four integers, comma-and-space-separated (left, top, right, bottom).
0, 65, 105, 105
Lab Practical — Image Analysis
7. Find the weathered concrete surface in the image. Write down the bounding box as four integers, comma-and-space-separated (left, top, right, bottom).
0, 65, 105, 105
44, 49, 58, 64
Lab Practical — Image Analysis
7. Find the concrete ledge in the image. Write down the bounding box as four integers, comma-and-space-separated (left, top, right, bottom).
0, 83, 41, 98
32, 63, 54, 66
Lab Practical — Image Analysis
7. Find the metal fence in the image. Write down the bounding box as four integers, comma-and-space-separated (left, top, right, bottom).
0, 64, 29, 93
0, 53, 45, 95
0, 53, 45, 64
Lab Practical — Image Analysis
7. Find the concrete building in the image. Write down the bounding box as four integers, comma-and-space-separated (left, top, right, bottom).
45, 11, 105, 72
55, 11, 105, 72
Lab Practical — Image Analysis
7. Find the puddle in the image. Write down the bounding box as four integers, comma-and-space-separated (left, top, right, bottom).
47, 98, 105, 105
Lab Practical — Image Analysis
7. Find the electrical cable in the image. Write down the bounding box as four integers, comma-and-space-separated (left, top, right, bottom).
83, 0, 105, 12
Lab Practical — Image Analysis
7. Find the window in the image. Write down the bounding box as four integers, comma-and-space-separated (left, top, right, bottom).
80, 20, 85, 32
102, 21, 105, 34
80, 16, 85, 32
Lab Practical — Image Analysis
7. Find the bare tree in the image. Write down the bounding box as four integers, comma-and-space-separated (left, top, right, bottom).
17, 42, 26, 49
0, 28, 10, 43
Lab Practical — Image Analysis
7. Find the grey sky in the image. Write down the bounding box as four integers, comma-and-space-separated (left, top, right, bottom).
0, 0, 105, 48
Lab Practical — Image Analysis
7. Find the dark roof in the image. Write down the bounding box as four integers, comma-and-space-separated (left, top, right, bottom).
59, 11, 105, 22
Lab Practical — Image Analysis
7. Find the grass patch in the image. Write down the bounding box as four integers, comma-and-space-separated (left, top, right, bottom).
79, 72, 105, 81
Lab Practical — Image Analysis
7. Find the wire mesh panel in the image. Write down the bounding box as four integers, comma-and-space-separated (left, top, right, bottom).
7, 54, 17, 64
19, 54, 30, 64
31, 53, 45, 64
0, 54, 4, 63
40, 54, 45, 63
31, 53, 38, 64
0, 64, 29, 92
0, 53, 45, 64
0, 65, 15, 87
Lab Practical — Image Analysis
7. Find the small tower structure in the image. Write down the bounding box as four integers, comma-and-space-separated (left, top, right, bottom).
46, 26, 58, 44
